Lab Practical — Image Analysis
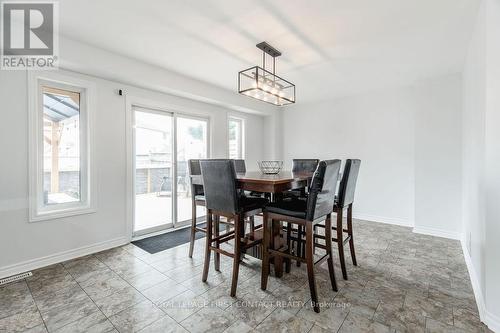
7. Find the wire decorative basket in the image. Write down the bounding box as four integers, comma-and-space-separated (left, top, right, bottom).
258, 161, 283, 174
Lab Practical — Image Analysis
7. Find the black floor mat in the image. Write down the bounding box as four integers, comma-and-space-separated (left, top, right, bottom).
132, 224, 206, 254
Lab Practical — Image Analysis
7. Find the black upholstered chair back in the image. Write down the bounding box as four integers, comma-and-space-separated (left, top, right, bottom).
337, 159, 361, 208
292, 159, 320, 174
306, 159, 341, 221
188, 159, 204, 196
232, 159, 246, 174
200, 159, 239, 214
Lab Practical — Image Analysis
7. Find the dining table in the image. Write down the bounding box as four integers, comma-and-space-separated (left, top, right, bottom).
190, 170, 314, 277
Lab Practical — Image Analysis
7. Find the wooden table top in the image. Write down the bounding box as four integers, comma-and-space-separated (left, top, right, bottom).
190, 171, 313, 194
235, 171, 313, 184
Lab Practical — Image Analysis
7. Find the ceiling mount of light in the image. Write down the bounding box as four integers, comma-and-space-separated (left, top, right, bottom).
238, 41, 295, 106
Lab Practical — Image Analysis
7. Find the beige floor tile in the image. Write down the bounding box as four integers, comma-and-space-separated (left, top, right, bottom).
124, 269, 170, 291
339, 312, 393, 333
179, 305, 236, 333
83, 276, 130, 301
2, 220, 487, 333
94, 287, 146, 317
40, 296, 99, 332
141, 279, 188, 305
51, 311, 115, 333
137, 315, 188, 333
108, 300, 165, 333
158, 289, 207, 322
222, 320, 254, 333
0, 304, 44, 333
255, 307, 314, 332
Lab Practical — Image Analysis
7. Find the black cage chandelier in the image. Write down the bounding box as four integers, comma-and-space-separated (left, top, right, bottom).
238, 42, 295, 106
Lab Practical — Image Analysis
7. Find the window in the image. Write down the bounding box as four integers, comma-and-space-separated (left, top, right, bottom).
228, 117, 244, 159
29, 73, 95, 221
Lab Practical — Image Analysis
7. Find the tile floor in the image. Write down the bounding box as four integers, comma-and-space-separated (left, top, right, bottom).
0, 219, 493, 333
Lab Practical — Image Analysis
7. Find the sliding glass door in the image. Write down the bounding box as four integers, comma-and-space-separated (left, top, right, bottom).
134, 108, 174, 235
176, 116, 208, 226
132, 106, 209, 236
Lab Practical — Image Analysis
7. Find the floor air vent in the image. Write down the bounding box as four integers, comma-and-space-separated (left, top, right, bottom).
0, 272, 33, 286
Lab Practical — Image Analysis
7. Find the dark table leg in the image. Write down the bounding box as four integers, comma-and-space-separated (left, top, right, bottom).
245, 192, 284, 277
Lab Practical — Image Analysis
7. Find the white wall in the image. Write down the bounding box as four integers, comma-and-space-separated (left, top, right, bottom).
0, 40, 269, 277
413, 76, 463, 239
462, 0, 500, 330
462, 0, 487, 316
283, 74, 463, 230
484, 0, 500, 322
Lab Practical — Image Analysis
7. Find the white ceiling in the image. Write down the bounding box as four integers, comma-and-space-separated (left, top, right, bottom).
59, 0, 480, 103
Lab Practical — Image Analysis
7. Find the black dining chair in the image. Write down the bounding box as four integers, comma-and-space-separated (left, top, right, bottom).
261, 159, 342, 313
188, 159, 206, 258
200, 159, 268, 297
232, 159, 246, 173
292, 159, 320, 174
187, 159, 234, 258
315, 159, 361, 280
232, 159, 263, 233
287, 159, 320, 197
284, 159, 320, 266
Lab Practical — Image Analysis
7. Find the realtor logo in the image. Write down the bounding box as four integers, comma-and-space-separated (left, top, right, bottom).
1, 1, 59, 69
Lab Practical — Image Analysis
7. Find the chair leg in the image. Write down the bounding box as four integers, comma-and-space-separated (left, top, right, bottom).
261, 212, 270, 291
336, 209, 348, 280
188, 201, 197, 258
249, 216, 255, 233
230, 214, 242, 297
214, 215, 220, 271
324, 214, 338, 292
347, 204, 357, 266
202, 210, 213, 282
272, 219, 284, 278
301, 228, 306, 262
286, 222, 291, 250
306, 222, 320, 313
296, 225, 302, 267
313, 225, 317, 255
285, 223, 291, 273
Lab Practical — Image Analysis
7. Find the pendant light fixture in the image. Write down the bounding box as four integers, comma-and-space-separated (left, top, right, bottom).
238, 42, 295, 106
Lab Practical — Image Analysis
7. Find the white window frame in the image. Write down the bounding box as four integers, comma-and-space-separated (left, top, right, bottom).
228, 116, 245, 159
28, 71, 96, 222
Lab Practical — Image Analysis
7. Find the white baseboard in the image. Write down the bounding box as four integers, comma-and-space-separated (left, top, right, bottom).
0, 236, 129, 280
412, 226, 461, 240
484, 311, 500, 333
460, 237, 500, 332
353, 213, 413, 227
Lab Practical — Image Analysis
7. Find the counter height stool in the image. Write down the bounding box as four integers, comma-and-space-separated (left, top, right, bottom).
285, 159, 320, 267
232, 159, 246, 173
287, 159, 320, 197
188, 159, 206, 258
292, 158, 320, 173
200, 159, 268, 297
232, 159, 264, 233
261, 159, 342, 313
315, 159, 361, 280
188, 159, 233, 258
